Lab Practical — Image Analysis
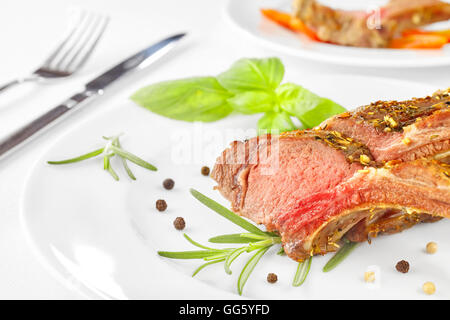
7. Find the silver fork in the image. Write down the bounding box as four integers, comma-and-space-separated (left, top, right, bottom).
0, 11, 109, 94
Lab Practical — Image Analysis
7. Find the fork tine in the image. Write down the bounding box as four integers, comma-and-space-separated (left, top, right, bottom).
53, 11, 97, 71
42, 10, 89, 69
64, 15, 110, 73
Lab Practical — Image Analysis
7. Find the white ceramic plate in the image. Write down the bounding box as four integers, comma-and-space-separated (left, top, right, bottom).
21, 74, 450, 299
224, 0, 450, 67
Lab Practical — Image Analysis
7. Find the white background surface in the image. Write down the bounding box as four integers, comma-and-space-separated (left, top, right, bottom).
0, 0, 448, 300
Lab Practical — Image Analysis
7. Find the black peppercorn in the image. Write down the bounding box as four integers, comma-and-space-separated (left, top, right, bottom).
156, 199, 167, 212
174, 217, 185, 230
201, 166, 210, 176
163, 178, 175, 190
395, 260, 409, 273
267, 273, 278, 283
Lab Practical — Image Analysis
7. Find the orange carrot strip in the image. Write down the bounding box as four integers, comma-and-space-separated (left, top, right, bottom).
389, 34, 448, 49
289, 17, 320, 41
261, 9, 292, 29
402, 29, 450, 42
260, 8, 319, 41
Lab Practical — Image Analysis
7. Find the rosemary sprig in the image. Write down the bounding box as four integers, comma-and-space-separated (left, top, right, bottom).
157, 189, 282, 295
47, 134, 157, 181
323, 240, 358, 272
158, 232, 280, 294
157, 189, 317, 295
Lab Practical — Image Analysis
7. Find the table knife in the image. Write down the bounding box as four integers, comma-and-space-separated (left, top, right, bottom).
0, 33, 186, 159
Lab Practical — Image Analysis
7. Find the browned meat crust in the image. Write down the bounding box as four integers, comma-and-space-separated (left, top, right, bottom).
320, 89, 450, 163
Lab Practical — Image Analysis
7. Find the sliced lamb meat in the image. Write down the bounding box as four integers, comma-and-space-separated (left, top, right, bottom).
212, 130, 375, 227
212, 130, 450, 261
292, 0, 450, 47
279, 158, 449, 260
320, 88, 450, 163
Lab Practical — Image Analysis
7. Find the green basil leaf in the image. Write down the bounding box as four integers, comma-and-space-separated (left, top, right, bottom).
227, 91, 275, 114
257, 111, 296, 133
218, 58, 284, 94
276, 83, 346, 128
131, 77, 233, 122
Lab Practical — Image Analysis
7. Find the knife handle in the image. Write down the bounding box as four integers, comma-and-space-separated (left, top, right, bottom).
0, 91, 95, 159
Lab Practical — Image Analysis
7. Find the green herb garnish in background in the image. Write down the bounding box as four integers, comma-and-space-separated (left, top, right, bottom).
131, 57, 346, 133
47, 134, 157, 181
158, 189, 312, 295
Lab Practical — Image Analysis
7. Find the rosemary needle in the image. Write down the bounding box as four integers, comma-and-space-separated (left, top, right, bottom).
105, 156, 119, 181
292, 258, 312, 287
323, 240, 358, 272
114, 139, 136, 180
157, 250, 225, 259
47, 148, 104, 165
192, 259, 225, 277
183, 233, 215, 250
190, 188, 268, 237
109, 145, 157, 171
209, 233, 261, 244
237, 246, 271, 295
224, 247, 248, 275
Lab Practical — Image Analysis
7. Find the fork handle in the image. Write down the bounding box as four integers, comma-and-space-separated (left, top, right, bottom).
0, 91, 95, 159
0, 79, 21, 93
0, 76, 40, 94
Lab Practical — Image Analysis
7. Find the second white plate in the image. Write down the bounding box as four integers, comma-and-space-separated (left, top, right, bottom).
224, 0, 450, 68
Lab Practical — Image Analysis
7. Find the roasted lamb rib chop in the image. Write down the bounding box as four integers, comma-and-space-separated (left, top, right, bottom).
211, 91, 450, 262
292, 0, 450, 47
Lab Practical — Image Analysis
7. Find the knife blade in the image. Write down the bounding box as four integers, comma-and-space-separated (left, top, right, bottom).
0, 33, 186, 159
